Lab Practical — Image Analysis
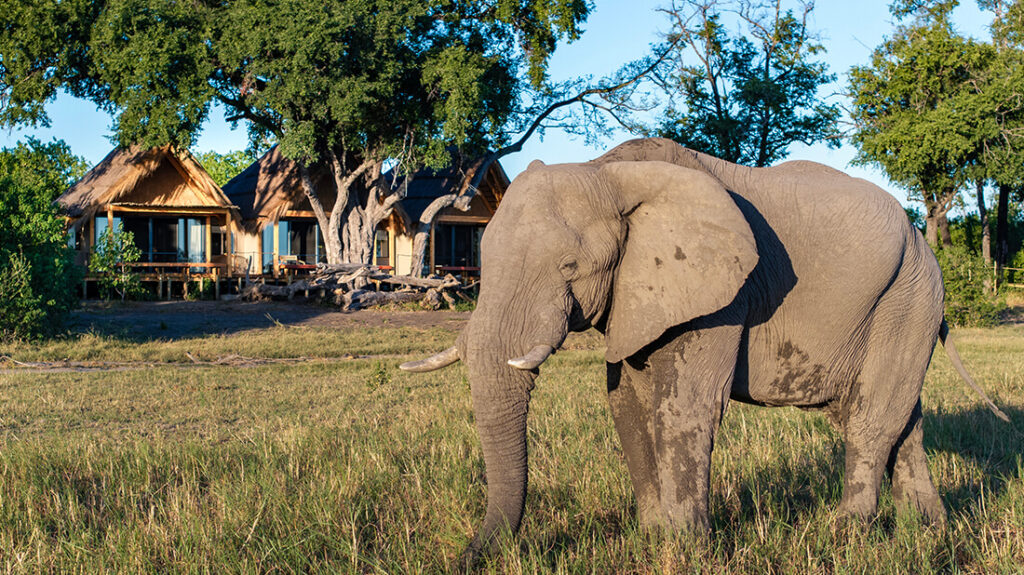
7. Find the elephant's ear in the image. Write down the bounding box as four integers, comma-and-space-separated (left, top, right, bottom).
600, 161, 758, 363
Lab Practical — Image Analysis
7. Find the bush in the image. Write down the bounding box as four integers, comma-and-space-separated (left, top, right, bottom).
1007, 249, 1024, 285
0, 139, 86, 341
0, 251, 48, 340
89, 224, 145, 301
936, 245, 1005, 327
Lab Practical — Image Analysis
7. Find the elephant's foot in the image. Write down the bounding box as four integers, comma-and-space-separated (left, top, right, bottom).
837, 486, 880, 523
888, 402, 947, 527
892, 483, 947, 526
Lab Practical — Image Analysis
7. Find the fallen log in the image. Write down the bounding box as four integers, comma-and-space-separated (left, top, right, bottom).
343, 289, 424, 310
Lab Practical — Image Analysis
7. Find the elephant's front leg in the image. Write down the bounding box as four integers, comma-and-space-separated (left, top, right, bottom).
648, 320, 743, 532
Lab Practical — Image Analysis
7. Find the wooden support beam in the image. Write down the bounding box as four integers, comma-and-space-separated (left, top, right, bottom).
273, 221, 280, 278
205, 215, 212, 264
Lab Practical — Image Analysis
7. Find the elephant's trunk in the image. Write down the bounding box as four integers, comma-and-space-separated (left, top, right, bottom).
463, 353, 535, 562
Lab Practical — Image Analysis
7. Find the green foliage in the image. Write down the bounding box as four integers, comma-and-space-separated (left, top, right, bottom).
194, 150, 257, 187
184, 278, 214, 301
366, 361, 392, 391
0, 0, 590, 165
0, 251, 48, 341
89, 224, 144, 302
654, 0, 839, 167
1007, 248, 1024, 284
936, 244, 1005, 327
848, 8, 994, 210
0, 138, 85, 340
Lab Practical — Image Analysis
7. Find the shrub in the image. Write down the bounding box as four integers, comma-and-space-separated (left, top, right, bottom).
0, 251, 48, 341
0, 139, 86, 340
935, 244, 1005, 327
1007, 249, 1024, 285
89, 224, 145, 301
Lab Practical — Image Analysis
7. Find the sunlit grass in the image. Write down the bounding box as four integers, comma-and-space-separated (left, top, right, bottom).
0, 322, 1021, 573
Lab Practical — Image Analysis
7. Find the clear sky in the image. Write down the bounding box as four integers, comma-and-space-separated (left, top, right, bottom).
0, 0, 993, 207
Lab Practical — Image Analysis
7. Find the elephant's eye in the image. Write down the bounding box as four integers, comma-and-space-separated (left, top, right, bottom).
558, 256, 579, 281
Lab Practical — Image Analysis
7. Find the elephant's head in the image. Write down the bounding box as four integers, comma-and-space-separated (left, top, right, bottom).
401, 158, 758, 559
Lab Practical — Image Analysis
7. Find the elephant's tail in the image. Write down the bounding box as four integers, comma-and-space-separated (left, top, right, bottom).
939, 319, 1010, 422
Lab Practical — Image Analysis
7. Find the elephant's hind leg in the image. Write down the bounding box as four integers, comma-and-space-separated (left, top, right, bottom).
887, 400, 947, 524
838, 276, 942, 522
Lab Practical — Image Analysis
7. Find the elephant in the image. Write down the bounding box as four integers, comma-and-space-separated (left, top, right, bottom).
400, 137, 1007, 562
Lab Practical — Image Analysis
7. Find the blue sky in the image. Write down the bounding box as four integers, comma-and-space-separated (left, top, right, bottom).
0, 0, 993, 208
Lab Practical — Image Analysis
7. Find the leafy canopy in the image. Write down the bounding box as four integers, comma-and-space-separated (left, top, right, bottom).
0, 0, 590, 170
195, 150, 259, 187
654, 0, 839, 167
848, 2, 994, 202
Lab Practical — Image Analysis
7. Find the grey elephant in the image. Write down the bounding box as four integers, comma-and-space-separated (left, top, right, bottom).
401, 138, 1006, 561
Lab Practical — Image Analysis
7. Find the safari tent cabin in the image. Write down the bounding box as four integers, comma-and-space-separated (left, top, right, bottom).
58, 146, 241, 297
222, 147, 508, 278
221, 146, 338, 277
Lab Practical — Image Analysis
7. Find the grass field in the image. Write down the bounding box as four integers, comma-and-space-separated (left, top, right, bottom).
1, 304, 1022, 573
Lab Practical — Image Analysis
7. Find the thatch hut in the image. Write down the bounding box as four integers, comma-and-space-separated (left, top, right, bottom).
58, 146, 241, 296
222, 147, 508, 277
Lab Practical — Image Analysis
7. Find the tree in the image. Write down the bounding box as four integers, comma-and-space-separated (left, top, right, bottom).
848, 1, 994, 247
1, 0, 616, 268
195, 150, 258, 187
0, 138, 87, 340
89, 223, 143, 302
651, 0, 840, 167
972, 0, 1024, 278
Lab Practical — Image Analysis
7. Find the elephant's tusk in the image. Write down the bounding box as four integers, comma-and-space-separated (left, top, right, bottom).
507, 344, 555, 370
400, 346, 460, 372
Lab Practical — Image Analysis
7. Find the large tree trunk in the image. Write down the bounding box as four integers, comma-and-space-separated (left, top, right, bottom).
299, 165, 343, 263
995, 183, 1011, 283
937, 211, 953, 248
925, 204, 939, 247
408, 193, 465, 277
977, 180, 991, 264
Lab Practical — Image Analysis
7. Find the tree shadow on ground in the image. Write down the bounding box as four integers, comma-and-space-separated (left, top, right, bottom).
923, 404, 1024, 513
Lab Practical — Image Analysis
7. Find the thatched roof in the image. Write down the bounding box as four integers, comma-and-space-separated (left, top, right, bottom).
223, 146, 508, 234
393, 156, 508, 227
221, 146, 343, 233
58, 146, 236, 221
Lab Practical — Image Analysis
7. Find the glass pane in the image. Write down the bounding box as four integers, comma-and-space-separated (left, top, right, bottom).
286, 220, 317, 263
375, 229, 389, 266
262, 224, 274, 273
278, 220, 290, 256
94, 216, 121, 243
121, 216, 149, 261
152, 217, 179, 263
187, 218, 205, 262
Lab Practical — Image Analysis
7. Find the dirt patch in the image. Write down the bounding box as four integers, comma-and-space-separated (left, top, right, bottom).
71, 300, 472, 340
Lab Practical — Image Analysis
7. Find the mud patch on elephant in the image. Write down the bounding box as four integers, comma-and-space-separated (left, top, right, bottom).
770, 341, 828, 402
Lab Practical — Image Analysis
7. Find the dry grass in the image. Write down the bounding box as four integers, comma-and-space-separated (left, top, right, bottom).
0, 319, 1021, 573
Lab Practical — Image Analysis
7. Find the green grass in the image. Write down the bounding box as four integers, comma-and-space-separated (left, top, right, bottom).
1, 323, 1022, 573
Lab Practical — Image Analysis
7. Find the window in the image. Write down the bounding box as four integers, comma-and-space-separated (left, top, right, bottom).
262, 224, 275, 273
151, 217, 179, 262
435, 223, 483, 268
375, 229, 389, 267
